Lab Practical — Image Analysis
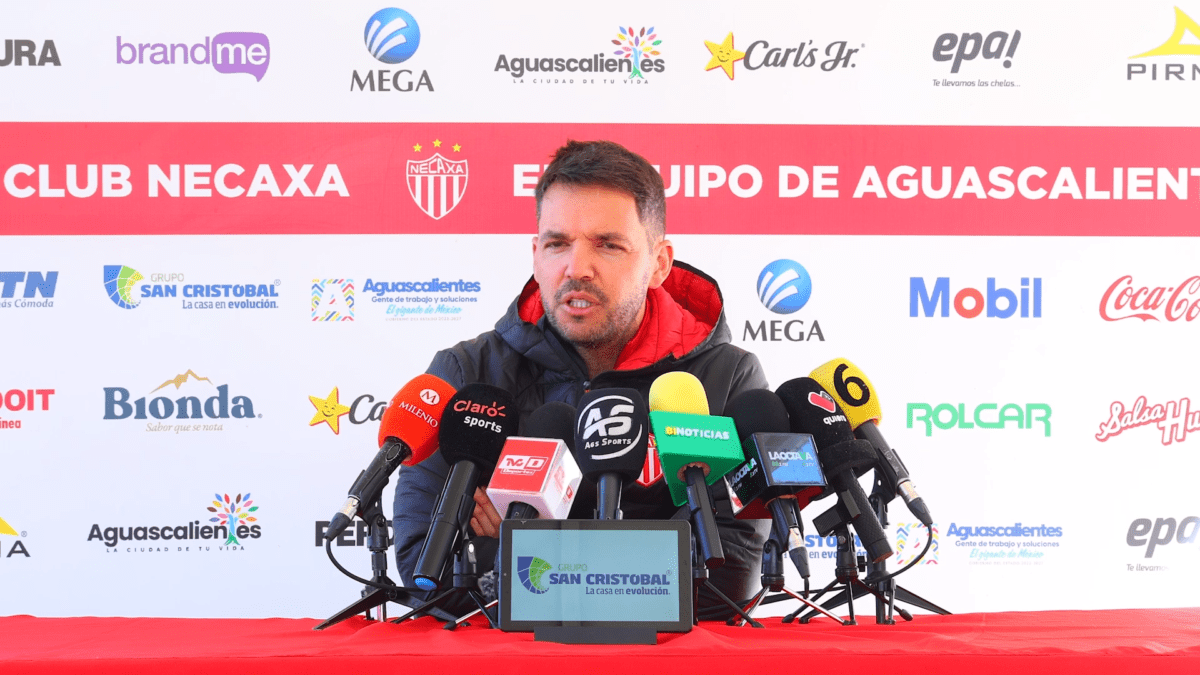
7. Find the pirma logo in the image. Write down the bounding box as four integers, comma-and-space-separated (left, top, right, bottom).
517, 555, 552, 594
0, 515, 30, 558
895, 522, 939, 566
757, 259, 812, 314
312, 279, 355, 321
1128, 7, 1200, 81
364, 8, 421, 64
206, 493, 259, 546
104, 265, 143, 309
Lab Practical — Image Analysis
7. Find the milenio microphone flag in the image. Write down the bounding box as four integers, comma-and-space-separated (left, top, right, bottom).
573, 388, 649, 520
324, 374, 456, 542
413, 383, 519, 592
486, 401, 582, 521
810, 358, 933, 527
776, 377, 893, 564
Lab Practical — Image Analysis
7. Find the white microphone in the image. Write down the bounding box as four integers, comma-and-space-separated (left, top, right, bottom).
486, 402, 582, 520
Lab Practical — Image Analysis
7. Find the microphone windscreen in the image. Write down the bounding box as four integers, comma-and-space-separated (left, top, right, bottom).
725, 389, 790, 441
573, 388, 649, 482
526, 401, 577, 453
648, 371, 709, 415
378, 374, 457, 466
809, 358, 883, 429
438, 384, 520, 468
775, 377, 855, 449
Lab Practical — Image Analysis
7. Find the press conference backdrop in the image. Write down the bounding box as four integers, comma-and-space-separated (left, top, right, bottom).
2, 0, 1199, 619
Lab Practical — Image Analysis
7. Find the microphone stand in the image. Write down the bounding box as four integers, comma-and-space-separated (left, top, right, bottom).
390, 531, 498, 629
683, 468, 762, 627
315, 494, 419, 630
731, 532, 847, 626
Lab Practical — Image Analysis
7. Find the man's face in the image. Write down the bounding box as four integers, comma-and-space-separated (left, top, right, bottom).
532, 183, 672, 350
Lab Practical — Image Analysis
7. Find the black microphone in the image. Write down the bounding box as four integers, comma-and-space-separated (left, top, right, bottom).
573, 388, 649, 520
725, 389, 825, 579
776, 378, 893, 564
412, 384, 519, 592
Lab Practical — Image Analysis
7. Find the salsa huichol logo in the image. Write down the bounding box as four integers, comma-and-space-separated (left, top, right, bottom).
207, 492, 258, 545
517, 555, 551, 594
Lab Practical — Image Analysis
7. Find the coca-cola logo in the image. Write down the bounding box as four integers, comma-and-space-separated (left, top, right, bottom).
1100, 275, 1200, 322
1096, 396, 1200, 447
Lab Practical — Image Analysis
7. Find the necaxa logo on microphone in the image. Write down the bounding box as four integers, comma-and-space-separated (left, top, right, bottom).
87, 493, 262, 553
745, 260, 825, 343
0, 271, 57, 309
453, 397, 508, 433
577, 393, 643, 458
908, 403, 1051, 437
104, 370, 259, 433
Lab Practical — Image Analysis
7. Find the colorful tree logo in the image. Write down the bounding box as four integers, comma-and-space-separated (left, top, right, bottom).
207, 493, 258, 545
612, 26, 661, 79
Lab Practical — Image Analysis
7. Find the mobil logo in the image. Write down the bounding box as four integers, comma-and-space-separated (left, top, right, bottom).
910, 277, 1042, 318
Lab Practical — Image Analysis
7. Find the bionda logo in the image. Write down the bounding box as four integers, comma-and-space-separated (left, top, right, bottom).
757, 259, 813, 314
364, 8, 421, 64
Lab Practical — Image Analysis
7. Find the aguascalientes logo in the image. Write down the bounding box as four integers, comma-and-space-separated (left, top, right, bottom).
517, 555, 552, 594
312, 279, 355, 321
206, 493, 258, 546
895, 522, 939, 566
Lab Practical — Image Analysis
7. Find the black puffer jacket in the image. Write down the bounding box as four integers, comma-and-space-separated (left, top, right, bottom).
392, 261, 770, 617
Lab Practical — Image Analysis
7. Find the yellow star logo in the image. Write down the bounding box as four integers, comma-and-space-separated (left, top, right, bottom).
704, 32, 745, 80
0, 516, 17, 536
452, 143, 462, 152
432, 139, 442, 147
309, 387, 351, 435
413, 143, 422, 152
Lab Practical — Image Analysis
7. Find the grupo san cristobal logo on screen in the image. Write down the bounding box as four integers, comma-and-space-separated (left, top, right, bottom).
517, 555, 552, 594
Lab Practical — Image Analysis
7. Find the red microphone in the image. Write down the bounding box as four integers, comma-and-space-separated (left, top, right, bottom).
325, 374, 455, 541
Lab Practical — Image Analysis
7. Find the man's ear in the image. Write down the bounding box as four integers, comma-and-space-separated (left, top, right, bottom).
648, 238, 674, 289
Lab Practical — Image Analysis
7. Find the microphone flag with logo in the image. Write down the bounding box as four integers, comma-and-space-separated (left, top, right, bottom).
487, 401, 582, 521
573, 388, 648, 520
325, 374, 455, 542
810, 358, 933, 527
413, 383, 519, 591
775, 377, 893, 564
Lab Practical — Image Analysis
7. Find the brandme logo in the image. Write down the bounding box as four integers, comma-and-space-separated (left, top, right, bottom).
104, 369, 259, 432
1, 39, 61, 67
745, 260, 824, 343
907, 403, 1051, 437
910, 277, 1042, 318
704, 31, 861, 81
0, 271, 57, 309
518, 555, 552, 594
0, 515, 30, 559
88, 493, 261, 553
0, 388, 55, 431
116, 33, 269, 81
931, 30, 1020, 89
312, 279, 355, 322
353, 8, 432, 92
1128, 516, 1199, 563
104, 265, 280, 311
1100, 275, 1200, 322
1096, 396, 1199, 447
496, 25, 665, 85
577, 394, 642, 459
1128, 7, 1200, 81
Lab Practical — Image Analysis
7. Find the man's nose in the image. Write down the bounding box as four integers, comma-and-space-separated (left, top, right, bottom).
563, 242, 596, 280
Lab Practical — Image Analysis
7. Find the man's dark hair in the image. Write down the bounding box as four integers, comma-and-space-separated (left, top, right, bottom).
534, 139, 666, 242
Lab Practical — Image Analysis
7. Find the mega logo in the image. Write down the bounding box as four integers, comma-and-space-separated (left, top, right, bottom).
517, 555, 552, 594
1096, 396, 1200, 446
312, 279, 355, 321
104, 370, 259, 431
745, 260, 825, 343
1128, 516, 1200, 559
1100, 275, 1200, 322
576, 393, 643, 459
0, 272, 57, 309
932, 30, 1020, 73
0, 388, 54, 430
87, 493, 261, 553
116, 33, 270, 81
703, 31, 861, 81
895, 522, 939, 566
1128, 7, 1200, 81
907, 403, 1051, 437
496, 25, 664, 84
910, 277, 1042, 318
0, 515, 30, 558
406, 142, 468, 221
104, 265, 280, 311
1, 39, 60, 67
352, 8, 432, 93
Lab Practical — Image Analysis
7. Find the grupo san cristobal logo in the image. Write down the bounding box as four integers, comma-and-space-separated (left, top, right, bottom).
517, 555, 551, 594
206, 492, 258, 546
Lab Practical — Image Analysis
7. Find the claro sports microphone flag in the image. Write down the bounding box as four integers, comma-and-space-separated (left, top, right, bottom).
487, 402, 582, 521
647, 372, 742, 508
325, 374, 456, 541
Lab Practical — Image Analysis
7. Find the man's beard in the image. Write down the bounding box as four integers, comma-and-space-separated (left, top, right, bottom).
543, 278, 646, 350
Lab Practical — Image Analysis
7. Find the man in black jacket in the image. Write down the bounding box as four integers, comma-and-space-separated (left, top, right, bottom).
393, 139, 769, 617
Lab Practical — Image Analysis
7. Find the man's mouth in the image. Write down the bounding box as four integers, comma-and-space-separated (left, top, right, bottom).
568, 299, 592, 309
